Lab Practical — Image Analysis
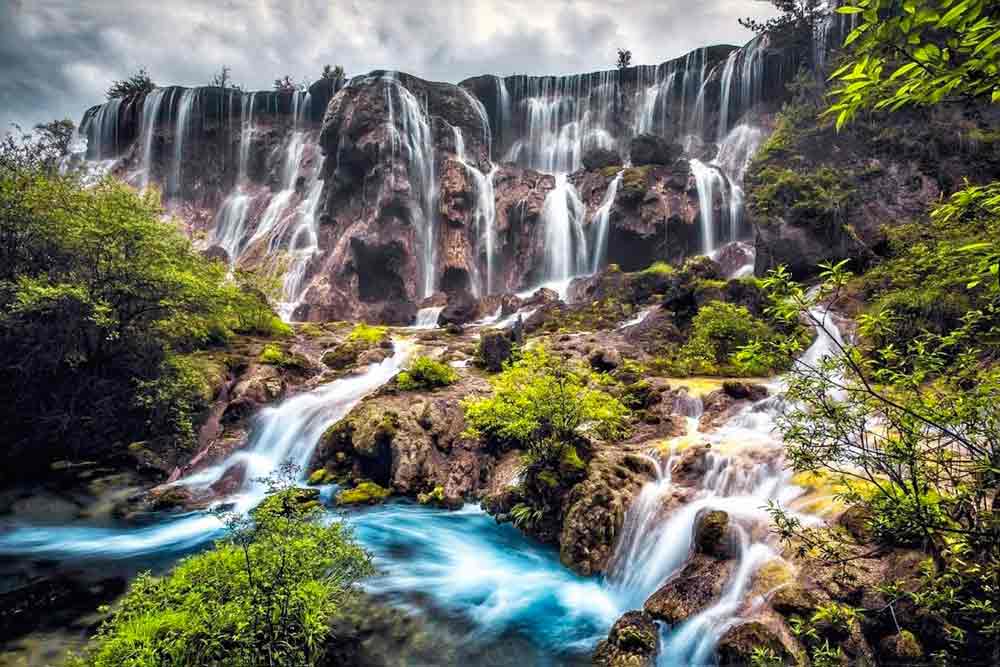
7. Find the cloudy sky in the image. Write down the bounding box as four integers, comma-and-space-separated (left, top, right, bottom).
1, 0, 777, 131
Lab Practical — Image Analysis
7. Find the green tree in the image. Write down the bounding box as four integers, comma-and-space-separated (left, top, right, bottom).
33, 118, 75, 158
616, 48, 632, 70
827, 0, 1000, 129
321, 64, 346, 86
211, 64, 243, 92
739, 0, 828, 35
70, 465, 374, 667
107, 66, 156, 99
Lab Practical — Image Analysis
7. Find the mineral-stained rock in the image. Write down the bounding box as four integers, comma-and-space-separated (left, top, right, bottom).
721, 381, 768, 402
589, 347, 623, 372
583, 146, 622, 171
478, 329, 514, 372
559, 449, 657, 575
693, 509, 733, 558
593, 610, 660, 667
716, 620, 795, 666
630, 134, 682, 166
644, 554, 735, 624
438, 289, 480, 326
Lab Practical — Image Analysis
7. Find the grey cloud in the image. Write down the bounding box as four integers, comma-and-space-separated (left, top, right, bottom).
0, 0, 777, 131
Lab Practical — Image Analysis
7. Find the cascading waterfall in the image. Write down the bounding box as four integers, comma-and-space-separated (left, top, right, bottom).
452, 125, 500, 295
591, 170, 624, 273
690, 159, 727, 254
138, 88, 168, 189
384, 76, 438, 298
541, 174, 588, 284
278, 156, 326, 320
82, 97, 123, 161
169, 88, 198, 197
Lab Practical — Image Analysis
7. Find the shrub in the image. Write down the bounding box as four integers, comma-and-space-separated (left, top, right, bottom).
463, 346, 630, 451
347, 323, 388, 345
396, 355, 457, 391
668, 301, 782, 376
70, 468, 373, 667
106, 67, 156, 100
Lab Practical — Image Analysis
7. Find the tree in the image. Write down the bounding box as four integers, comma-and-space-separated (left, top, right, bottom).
69, 465, 374, 667
616, 48, 632, 70
739, 0, 828, 35
211, 64, 243, 91
827, 0, 1000, 129
33, 119, 75, 157
106, 66, 156, 99
273, 75, 299, 92
321, 64, 346, 86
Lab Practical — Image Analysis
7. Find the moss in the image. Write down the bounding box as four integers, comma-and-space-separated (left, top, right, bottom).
560, 444, 586, 472
307, 468, 336, 486
417, 485, 446, 505
537, 470, 560, 488
336, 481, 391, 505
259, 343, 286, 365
601, 165, 624, 178
639, 260, 675, 277
348, 323, 389, 345
621, 165, 652, 197
748, 165, 855, 231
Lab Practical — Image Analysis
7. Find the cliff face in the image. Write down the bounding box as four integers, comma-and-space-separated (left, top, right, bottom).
71, 30, 812, 324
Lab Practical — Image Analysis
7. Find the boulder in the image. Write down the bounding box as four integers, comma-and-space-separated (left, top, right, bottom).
438, 289, 479, 326
478, 330, 514, 372
630, 134, 681, 166
589, 347, 622, 372
693, 509, 733, 558
644, 554, 735, 624
593, 610, 660, 667
722, 381, 768, 402
717, 620, 795, 666
583, 146, 621, 171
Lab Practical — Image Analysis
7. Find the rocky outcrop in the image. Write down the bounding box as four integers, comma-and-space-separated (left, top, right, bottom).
593, 611, 660, 667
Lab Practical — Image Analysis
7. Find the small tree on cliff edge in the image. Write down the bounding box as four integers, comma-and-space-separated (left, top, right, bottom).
106, 67, 156, 99
739, 0, 827, 35
273, 75, 299, 93
211, 65, 243, 92
616, 48, 632, 70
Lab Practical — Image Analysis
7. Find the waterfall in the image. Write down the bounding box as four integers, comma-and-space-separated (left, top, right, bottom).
452, 125, 500, 295
717, 50, 739, 141
591, 170, 624, 273
384, 76, 437, 298
238, 91, 257, 183
690, 159, 727, 255
82, 97, 122, 161
413, 306, 445, 329
541, 174, 588, 283
494, 75, 511, 155
278, 156, 326, 320
0, 343, 414, 559
138, 89, 168, 189
170, 88, 198, 197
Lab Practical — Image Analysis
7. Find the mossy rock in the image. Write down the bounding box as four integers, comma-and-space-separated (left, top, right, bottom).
307, 468, 337, 486
336, 481, 391, 505
417, 485, 446, 506
878, 630, 923, 662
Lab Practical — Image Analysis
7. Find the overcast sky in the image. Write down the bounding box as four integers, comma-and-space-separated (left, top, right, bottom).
1, 0, 777, 131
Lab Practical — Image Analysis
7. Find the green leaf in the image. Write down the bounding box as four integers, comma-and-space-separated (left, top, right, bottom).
889, 62, 920, 81
837, 5, 865, 13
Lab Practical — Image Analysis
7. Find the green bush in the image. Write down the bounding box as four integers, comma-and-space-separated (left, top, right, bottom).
463, 346, 630, 451
347, 323, 388, 345
0, 137, 287, 473
70, 471, 373, 667
667, 301, 783, 376
396, 355, 457, 391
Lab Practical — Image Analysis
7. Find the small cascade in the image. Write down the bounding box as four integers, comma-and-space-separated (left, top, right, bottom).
82, 97, 123, 161
384, 76, 438, 298
138, 88, 168, 189
451, 125, 499, 295
690, 159, 728, 255
717, 50, 740, 141
278, 156, 326, 320
541, 174, 588, 283
503, 71, 619, 173
413, 306, 445, 329
170, 88, 199, 197
617, 306, 652, 330
237, 91, 258, 183
590, 170, 624, 273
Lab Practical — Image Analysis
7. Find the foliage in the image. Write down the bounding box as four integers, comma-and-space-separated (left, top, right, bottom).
347, 323, 388, 345
749, 646, 783, 667
666, 301, 791, 376
396, 355, 457, 391
747, 165, 855, 231
107, 67, 156, 100
273, 75, 300, 93
739, 0, 828, 36
750, 256, 1000, 660
510, 502, 545, 530
33, 119, 75, 158
1, 123, 71, 173
616, 48, 632, 70
827, 0, 1000, 129
639, 260, 675, 277
336, 481, 391, 505
0, 142, 286, 469
321, 64, 346, 86
70, 466, 373, 667
210, 65, 243, 92
463, 346, 630, 455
